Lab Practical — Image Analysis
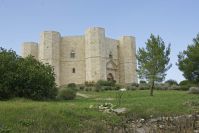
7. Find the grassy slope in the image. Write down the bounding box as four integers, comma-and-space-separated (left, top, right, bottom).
0, 90, 198, 132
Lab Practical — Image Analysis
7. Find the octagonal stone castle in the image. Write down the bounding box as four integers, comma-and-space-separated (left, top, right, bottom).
22, 27, 137, 86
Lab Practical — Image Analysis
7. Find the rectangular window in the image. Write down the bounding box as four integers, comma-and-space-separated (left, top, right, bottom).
72, 68, 75, 73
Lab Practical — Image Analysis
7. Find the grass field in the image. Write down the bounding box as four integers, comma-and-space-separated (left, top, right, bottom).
0, 90, 198, 132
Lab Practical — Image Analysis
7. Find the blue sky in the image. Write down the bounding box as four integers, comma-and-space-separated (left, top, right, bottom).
0, 0, 199, 82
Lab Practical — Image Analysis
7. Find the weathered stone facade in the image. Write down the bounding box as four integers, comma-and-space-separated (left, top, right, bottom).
21, 27, 137, 86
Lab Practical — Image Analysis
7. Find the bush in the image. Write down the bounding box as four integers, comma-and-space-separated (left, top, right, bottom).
96, 80, 115, 87
139, 80, 147, 84
156, 83, 169, 90
127, 86, 137, 91
179, 80, 191, 86
0, 47, 57, 100
84, 87, 94, 91
189, 87, 199, 94
79, 85, 85, 91
169, 85, 180, 90
67, 83, 77, 88
15, 56, 57, 100
58, 87, 77, 100
131, 83, 139, 87
165, 79, 178, 85
85, 81, 95, 87
138, 83, 149, 90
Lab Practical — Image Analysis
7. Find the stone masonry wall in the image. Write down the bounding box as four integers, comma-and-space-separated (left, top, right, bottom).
21, 27, 137, 86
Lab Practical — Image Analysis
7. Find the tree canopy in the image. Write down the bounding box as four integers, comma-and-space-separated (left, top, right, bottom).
137, 34, 172, 96
177, 33, 199, 84
0, 47, 57, 100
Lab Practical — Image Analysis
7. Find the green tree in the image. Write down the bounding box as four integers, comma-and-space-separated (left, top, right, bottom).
0, 47, 19, 99
177, 33, 199, 85
137, 34, 172, 96
16, 56, 57, 100
0, 47, 57, 100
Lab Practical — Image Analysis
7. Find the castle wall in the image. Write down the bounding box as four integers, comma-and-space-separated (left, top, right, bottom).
21, 27, 137, 86
105, 37, 120, 82
60, 36, 85, 85
85, 27, 106, 82
119, 36, 138, 84
21, 42, 38, 59
38, 31, 61, 85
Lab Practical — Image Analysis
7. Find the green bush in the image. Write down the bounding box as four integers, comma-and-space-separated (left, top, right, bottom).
131, 83, 139, 87
67, 83, 77, 88
96, 80, 115, 87
169, 85, 180, 90
15, 56, 57, 100
85, 81, 95, 87
79, 85, 85, 91
138, 83, 149, 90
58, 87, 77, 100
165, 79, 178, 85
139, 80, 146, 84
179, 80, 191, 86
0, 47, 57, 100
0, 48, 19, 99
156, 83, 169, 90
127, 86, 137, 91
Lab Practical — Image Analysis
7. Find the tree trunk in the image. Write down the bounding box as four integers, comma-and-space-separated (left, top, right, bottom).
150, 80, 154, 96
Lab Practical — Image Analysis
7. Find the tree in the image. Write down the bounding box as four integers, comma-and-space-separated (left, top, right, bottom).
0, 47, 57, 100
15, 56, 57, 100
0, 47, 19, 99
137, 34, 172, 96
165, 79, 178, 86
177, 33, 199, 85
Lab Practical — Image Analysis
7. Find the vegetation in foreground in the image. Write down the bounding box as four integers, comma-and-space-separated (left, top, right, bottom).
0, 90, 198, 132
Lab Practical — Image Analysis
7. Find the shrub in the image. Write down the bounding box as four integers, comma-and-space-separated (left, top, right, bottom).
58, 87, 77, 100
67, 83, 77, 88
79, 85, 85, 91
96, 80, 115, 87
127, 86, 137, 91
85, 81, 95, 87
179, 80, 191, 86
0, 47, 57, 100
15, 56, 57, 100
113, 84, 122, 90
0, 47, 19, 99
169, 85, 180, 90
189, 87, 199, 94
156, 83, 169, 90
138, 83, 149, 90
139, 80, 146, 84
165, 79, 178, 85
84, 87, 93, 91
131, 83, 139, 87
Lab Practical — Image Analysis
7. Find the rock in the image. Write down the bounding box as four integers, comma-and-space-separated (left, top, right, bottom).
189, 87, 199, 94
136, 128, 145, 133
113, 108, 127, 114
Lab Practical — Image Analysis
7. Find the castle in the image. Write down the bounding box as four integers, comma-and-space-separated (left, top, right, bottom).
22, 27, 137, 86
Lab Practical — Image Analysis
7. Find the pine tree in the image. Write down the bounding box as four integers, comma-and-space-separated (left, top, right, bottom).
137, 34, 172, 96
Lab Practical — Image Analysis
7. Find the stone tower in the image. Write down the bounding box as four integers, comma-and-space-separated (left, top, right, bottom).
21, 27, 137, 86
119, 36, 138, 84
85, 27, 107, 82
38, 31, 61, 85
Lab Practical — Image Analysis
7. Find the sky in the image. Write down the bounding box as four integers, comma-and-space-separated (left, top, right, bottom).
0, 0, 199, 83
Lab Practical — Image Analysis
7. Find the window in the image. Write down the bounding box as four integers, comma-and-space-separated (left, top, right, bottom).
70, 50, 75, 58
109, 52, 113, 59
72, 68, 75, 73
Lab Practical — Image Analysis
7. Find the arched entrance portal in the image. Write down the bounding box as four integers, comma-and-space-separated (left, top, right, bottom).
107, 73, 114, 81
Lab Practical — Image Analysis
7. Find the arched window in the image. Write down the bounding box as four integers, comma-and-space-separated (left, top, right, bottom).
72, 68, 75, 73
70, 50, 75, 58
